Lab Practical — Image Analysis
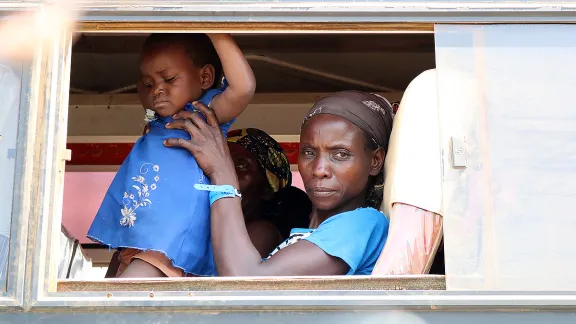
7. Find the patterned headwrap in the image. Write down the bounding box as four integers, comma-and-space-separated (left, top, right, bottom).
227, 128, 292, 193
302, 91, 395, 208
303, 90, 395, 151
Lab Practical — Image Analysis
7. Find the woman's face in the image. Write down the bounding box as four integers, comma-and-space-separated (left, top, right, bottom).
298, 114, 382, 215
228, 143, 270, 218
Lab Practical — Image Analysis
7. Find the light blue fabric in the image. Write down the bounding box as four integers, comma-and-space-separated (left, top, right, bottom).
87, 86, 233, 276
265, 207, 389, 275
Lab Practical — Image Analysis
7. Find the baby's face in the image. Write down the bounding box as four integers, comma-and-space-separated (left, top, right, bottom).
139, 43, 204, 117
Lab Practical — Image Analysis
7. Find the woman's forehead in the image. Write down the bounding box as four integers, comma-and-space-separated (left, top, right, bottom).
301, 114, 363, 142
228, 142, 256, 160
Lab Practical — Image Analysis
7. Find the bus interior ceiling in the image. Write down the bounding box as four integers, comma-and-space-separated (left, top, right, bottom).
64, 33, 436, 269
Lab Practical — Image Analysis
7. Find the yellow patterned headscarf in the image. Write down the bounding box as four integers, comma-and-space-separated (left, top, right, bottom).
227, 128, 292, 193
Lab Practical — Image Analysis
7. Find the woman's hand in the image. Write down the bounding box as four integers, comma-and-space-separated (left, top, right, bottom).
163, 102, 237, 183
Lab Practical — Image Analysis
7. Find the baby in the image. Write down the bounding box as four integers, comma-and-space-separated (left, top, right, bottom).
88, 33, 255, 278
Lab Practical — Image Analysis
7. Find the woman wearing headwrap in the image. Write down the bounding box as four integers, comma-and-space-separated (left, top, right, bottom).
227, 128, 311, 257
165, 90, 394, 276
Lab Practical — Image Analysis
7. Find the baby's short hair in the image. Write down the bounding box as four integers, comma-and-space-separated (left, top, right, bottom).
142, 33, 223, 88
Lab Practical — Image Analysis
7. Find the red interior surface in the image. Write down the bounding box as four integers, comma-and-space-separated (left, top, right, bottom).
63, 171, 305, 244
66, 143, 300, 165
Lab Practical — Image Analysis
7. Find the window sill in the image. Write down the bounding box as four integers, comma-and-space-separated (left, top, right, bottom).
58, 275, 445, 292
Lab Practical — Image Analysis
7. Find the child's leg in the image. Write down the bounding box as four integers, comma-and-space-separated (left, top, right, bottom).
118, 250, 184, 278
119, 259, 166, 278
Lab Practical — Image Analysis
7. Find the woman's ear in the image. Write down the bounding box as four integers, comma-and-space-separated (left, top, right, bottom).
369, 148, 385, 176
199, 64, 216, 90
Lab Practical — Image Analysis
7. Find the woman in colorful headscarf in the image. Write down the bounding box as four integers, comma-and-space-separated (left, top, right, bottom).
165, 90, 394, 276
227, 128, 311, 257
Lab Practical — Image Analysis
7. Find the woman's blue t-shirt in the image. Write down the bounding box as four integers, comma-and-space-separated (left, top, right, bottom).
264, 207, 389, 275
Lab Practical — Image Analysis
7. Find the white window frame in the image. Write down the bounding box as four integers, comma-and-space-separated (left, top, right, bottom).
0, 3, 50, 309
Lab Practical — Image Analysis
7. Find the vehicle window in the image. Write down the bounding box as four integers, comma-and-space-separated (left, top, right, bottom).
436, 24, 576, 291
63, 33, 433, 282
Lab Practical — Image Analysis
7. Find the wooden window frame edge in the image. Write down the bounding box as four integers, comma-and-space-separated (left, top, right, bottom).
30, 31, 75, 302
57, 275, 446, 292
77, 21, 434, 34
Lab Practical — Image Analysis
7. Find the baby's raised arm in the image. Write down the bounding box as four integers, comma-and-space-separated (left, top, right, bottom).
207, 34, 256, 124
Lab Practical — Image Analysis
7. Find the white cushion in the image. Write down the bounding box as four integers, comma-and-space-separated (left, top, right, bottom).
382, 69, 443, 217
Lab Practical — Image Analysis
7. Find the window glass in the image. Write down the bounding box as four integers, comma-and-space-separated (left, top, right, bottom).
0, 61, 22, 288
436, 24, 576, 291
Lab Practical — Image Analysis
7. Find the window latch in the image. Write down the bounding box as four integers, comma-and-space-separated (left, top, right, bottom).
63, 149, 72, 162
451, 136, 467, 168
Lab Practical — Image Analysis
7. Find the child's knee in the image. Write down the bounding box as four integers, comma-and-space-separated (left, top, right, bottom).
119, 258, 166, 278
118, 249, 184, 278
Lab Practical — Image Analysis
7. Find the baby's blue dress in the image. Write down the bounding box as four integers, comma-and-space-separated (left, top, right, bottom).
87, 87, 233, 276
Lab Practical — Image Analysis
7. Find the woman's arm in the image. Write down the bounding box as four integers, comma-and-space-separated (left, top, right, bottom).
210, 172, 349, 276
207, 34, 256, 124
164, 103, 348, 276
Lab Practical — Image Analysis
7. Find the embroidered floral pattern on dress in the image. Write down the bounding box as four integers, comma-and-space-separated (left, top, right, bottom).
120, 163, 160, 227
